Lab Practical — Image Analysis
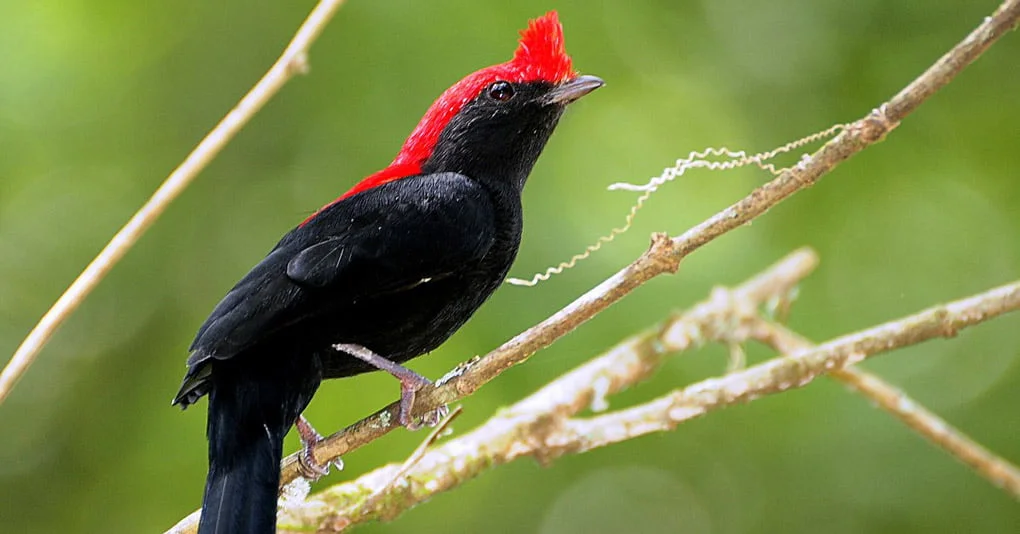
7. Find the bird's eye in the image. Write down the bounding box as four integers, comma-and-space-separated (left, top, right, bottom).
487, 81, 515, 102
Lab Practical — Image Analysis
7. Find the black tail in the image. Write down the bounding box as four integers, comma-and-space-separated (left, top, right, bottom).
196, 354, 321, 534
199, 409, 284, 534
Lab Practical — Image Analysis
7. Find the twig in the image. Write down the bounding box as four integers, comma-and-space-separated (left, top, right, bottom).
277, 408, 463, 533
275, 274, 1020, 530
0, 0, 349, 405
357, 406, 462, 515
749, 320, 1020, 500
271, 0, 1020, 488
560, 281, 1020, 455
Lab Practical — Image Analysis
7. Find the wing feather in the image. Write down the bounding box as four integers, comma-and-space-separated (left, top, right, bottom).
187, 173, 495, 365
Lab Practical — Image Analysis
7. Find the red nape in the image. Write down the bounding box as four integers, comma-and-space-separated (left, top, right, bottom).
301, 11, 575, 227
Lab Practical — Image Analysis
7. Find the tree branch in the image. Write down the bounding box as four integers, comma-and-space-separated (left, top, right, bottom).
164, 249, 819, 533
269, 249, 821, 531
0, 0, 349, 405
270, 269, 1020, 531
276, 0, 1020, 488
749, 319, 1020, 500
568, 281, 1020, 452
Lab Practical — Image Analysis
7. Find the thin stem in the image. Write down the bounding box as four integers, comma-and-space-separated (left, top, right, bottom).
275, 273, 1020, 530
750, 319, 1020, 500
0, 0, 349, 405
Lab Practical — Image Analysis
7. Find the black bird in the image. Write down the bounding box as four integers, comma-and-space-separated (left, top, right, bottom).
173, 11, 602, 534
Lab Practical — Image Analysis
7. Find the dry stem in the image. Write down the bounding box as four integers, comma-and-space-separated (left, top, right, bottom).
271, 269, 1020, 530
750, 320, 1020, 500
0, 0, 349, 404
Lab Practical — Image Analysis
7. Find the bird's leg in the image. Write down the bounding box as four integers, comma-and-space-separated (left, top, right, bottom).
334, 343, 448, 429
294, 414, 343, 480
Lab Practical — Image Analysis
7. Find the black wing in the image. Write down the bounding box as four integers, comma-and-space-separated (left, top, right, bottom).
184, 172, 496, 367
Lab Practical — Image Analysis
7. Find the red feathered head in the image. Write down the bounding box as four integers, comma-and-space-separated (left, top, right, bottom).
337, 12, 578, 202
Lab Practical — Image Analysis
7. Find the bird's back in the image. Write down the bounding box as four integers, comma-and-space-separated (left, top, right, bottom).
176, 172, 520, 404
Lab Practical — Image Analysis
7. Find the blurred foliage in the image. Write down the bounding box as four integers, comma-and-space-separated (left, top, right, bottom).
1, 1, 1019, 532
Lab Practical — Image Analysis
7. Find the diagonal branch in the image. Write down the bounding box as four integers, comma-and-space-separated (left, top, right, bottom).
273, 272, 1020, 531
167, 249, 819, 533
271, 249, 820, 531
276, 0, 1020, 489
749, 319, 1020, 500
563, 281, 1020, 456
0, 0, 349, 405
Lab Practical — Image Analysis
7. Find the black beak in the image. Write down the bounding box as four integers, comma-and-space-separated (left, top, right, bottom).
546, 74, 604, 105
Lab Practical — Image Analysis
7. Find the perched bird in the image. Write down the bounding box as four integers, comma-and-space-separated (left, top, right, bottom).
173, 11, 601, 534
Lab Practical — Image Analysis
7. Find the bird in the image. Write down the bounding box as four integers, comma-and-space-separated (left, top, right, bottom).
173, 11, 602, 534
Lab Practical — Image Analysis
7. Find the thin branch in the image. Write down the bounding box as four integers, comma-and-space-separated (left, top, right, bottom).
749, 319, 1020, 500
276, 274, 1020, 530
273, 0, 1020, 488
561, 281, 1020, 455
672, 0, 1020, 259
0, 0, 349, 405
357, 406, 463, 516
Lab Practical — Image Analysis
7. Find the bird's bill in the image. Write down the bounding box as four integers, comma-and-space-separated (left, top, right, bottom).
545, 74, 604, 105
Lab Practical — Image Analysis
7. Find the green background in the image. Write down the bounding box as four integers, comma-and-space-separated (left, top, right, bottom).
1, 1, 1018, 532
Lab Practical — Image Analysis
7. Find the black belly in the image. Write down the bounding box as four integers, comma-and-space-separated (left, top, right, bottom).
286, 265, 506, 380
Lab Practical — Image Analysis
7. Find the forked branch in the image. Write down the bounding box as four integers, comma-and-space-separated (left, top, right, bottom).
269, 260, 1020, 531
750, 320, 1020, 500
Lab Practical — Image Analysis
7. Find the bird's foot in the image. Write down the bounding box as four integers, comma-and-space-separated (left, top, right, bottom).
421, 403, 451, 428
294, 414, 343, 480
395, 371, 440, 430
334, 343, 446, 430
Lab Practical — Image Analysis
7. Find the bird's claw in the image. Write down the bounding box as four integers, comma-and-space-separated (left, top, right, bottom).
405, 403, 450, 431
423, 403, 450, 427
336, 343, 444, 430
397, 377, 425, 429
297, 446, 338, 481
294, 415, 343, 481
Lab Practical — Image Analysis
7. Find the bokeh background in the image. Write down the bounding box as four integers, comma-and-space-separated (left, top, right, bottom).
1, 1, 1018, 532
